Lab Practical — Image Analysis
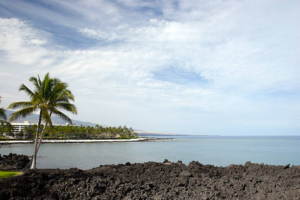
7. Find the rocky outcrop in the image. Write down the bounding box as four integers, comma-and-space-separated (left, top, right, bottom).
0, 153, 30, 170
0, 160, 299, 199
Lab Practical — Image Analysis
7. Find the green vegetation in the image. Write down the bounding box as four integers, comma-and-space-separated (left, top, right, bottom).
0, 96, 12, 133
0, 122, 13, 136
0, 96, 7, 121
0, 171, 21, 179
3, 124, 137, 139
7, 73, 77, 169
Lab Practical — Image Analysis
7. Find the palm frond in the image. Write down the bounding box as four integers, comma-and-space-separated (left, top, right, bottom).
19, 84, 34, 97
44, 73, 50, 83
43, 74, 55, 99
29, 76, 41, 92
49, 83, 68, 100
63, 89, 75, 101
7, 101, 35, 109
0, 107, 7, 120
51, 108, 73, 124
35, 75, 45, 100
54, 96, 71, 104
50, 89, 75, 105
41, 107, 53, 128
0, 96, 8, 122
31, 93, 41, 104
38, 75, 43, 91
55, 103, 77, 114
9, 106, 36, 122
0, 119, 13, 129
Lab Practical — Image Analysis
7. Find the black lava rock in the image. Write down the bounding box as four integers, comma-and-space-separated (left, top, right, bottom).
0, 158, 299, 199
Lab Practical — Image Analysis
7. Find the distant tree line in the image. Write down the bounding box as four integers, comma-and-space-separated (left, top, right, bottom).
0, 123, 137, 139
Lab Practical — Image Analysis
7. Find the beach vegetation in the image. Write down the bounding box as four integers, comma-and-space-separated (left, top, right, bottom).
20, 124, 137, 139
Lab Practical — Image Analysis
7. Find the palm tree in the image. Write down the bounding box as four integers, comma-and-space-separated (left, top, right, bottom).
7, 73, 77, 169
36, 83, 76, 151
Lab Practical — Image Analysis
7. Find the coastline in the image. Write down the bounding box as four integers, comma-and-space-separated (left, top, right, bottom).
0, 137, 173, 144
0, 156, 299, 199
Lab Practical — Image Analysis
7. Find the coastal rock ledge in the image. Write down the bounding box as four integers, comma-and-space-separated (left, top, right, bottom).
0, 159, 300, 199
0, 153, 30, 170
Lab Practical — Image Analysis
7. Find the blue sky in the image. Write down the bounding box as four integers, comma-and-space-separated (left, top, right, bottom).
0, 0, 300, 135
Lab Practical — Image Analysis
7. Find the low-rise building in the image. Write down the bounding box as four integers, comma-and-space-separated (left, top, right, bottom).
12, 121, 32, 135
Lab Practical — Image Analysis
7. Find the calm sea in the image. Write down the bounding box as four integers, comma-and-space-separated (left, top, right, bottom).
1, 136, 299, 169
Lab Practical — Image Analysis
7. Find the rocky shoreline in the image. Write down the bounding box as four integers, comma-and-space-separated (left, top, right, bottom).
0, 153, 30, 170
0, 155, 299, 199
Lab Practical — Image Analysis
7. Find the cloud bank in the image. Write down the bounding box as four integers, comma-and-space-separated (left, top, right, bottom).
0, 0, 300, 135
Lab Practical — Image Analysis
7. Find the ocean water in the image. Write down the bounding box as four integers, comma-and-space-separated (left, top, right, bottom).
1, 136, 299, 169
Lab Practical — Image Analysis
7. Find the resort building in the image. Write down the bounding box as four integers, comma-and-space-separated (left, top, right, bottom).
11, 121, 32, 135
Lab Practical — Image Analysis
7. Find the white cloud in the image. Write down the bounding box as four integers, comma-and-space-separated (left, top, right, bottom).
0, 0, 300, 135
0, 18, 52, 66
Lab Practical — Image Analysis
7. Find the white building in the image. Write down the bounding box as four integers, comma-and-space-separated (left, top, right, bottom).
11, 120, 32, 135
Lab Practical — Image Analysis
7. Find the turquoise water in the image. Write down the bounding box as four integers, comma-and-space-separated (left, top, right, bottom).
1, 136, 299, 169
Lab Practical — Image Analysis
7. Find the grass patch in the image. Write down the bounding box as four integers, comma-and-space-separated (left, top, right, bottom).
0, 171, 21, 179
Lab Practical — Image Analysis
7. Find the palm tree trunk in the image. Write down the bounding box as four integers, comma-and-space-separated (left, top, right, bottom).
37, 122, 47, 152
36, 111, 52, 152
30, 110, 42, 170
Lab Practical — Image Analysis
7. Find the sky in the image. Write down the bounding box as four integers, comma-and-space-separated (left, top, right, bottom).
0, 0, 300, 136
